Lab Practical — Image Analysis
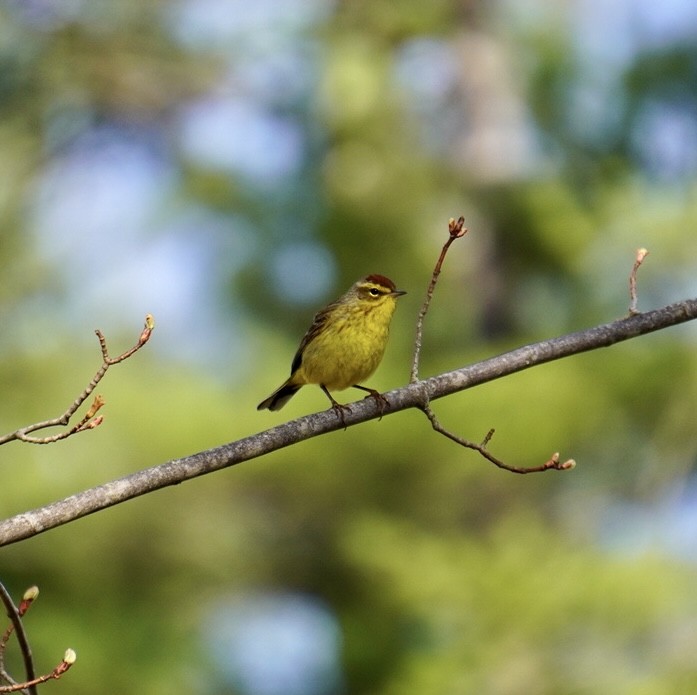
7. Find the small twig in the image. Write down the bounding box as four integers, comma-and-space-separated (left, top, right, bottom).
0, 650, 75, 693
629, 248, 649, 315
410, 217, 468, 383
0, 584, 37, 694
0, 315, 154, 446
422, 404, 575, 474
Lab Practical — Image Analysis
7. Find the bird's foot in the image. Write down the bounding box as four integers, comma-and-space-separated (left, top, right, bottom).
331, 402, 352, 429
322, 384, 352, 429
362, 388, 389, 419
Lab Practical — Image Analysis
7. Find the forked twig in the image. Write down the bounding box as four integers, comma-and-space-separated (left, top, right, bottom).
0, 584, 76, 694
0, 315, 154, 446
413, 218, 574, 474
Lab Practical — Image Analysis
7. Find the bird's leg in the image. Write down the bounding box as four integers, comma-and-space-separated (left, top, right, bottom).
321, 384, 351, 429
352, 384, 389, 418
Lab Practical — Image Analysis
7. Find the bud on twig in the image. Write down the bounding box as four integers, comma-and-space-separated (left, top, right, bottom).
63, 648, 77, 665
84, 416, 104, 430
18, 585, 39, 615
139, 314, 156, 345
51, 648, 77, 678
85, 395, 105, 419
448, 216, 467, 238
629, 247, 649, 315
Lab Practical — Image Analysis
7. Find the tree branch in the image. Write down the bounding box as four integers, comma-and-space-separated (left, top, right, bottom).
0, 315, 154, 446
1, 297, 695, 547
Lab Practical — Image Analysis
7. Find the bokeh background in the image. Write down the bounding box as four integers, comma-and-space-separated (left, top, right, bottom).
2, 0, 697, 693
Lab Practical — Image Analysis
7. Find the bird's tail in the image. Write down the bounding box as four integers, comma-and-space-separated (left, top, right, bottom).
257, 381, 302, 411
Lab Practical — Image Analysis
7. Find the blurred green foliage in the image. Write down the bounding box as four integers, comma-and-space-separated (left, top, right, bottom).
2, 1, 697, 693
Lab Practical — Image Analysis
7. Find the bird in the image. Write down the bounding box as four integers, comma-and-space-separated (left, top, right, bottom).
257, 274, 406, 422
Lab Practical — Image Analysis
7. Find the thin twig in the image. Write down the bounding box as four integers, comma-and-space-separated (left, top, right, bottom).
0, 315, 154, 446
0, 584, 36, 695
410, 217, 468, 383
0, 651, 75, 693
422, 404, 575, 474
629, 248, 649, 315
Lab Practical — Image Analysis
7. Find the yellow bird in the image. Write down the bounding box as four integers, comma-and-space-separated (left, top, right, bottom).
257, 274, 406, 419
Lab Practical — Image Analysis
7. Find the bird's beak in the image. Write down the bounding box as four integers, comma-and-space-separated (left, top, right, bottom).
392, 289, 407, 297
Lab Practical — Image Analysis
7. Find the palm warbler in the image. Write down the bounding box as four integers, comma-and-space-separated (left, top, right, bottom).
257, 274, 406, 419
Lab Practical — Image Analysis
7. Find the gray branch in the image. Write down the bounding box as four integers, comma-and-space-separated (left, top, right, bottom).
2, 298, 696, 547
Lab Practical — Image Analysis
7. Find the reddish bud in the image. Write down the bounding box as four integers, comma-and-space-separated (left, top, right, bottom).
22, 585, 39, 601
448, 216, 467, 238
18, 585, 39, 615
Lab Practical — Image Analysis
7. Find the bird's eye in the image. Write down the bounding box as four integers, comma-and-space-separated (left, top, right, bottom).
369, 288, 380, 296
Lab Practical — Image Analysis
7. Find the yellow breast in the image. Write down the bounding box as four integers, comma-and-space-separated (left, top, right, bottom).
297, 298, 397, 390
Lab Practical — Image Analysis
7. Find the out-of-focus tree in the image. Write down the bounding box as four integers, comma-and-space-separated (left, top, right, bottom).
2, 1, 697, 693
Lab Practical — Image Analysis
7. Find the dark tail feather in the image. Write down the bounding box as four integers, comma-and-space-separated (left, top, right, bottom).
257, 382, 302, 411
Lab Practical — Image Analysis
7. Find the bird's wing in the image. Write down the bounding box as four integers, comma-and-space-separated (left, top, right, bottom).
290, 300, 338, 374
